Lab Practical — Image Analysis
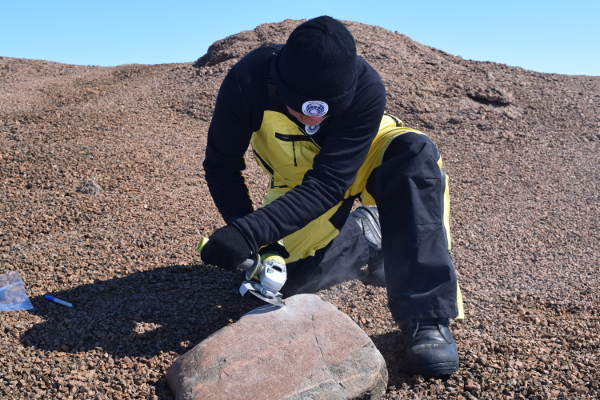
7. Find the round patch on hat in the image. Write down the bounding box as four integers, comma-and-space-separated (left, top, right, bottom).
302, 101, 329, 117
305, 125, 320, 135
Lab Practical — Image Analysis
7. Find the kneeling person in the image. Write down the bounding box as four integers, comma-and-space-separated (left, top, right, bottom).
199, 16, 463, 377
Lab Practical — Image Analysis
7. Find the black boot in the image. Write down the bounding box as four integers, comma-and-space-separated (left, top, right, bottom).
350, 206, 385, 287
399, 318, 459, 377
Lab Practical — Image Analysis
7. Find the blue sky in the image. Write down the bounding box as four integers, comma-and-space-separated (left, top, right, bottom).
1, 0, 599, 76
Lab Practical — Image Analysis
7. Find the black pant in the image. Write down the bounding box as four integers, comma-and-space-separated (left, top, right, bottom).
282, 132, 459, 322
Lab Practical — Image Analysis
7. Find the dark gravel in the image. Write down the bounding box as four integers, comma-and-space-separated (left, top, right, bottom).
1, 19, 599, 399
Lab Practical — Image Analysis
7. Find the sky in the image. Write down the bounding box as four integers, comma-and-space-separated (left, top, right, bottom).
1, 0, 599, 76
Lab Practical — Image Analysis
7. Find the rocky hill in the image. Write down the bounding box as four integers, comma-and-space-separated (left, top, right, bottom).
1, 19, 599, 399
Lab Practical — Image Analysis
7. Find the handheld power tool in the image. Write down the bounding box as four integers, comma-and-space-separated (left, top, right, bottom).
197, 238, 287, 308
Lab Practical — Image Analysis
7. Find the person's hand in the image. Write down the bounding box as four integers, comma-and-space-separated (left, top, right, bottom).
199, 225, 251, 271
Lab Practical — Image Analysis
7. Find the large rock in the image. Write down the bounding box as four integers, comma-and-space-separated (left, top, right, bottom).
166, 294, 388, 400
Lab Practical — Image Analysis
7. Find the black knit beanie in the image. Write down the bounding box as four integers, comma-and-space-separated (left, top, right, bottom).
274, 16, 358, 116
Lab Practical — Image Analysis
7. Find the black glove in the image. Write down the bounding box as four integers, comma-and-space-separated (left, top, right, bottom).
200, 225, 252, 271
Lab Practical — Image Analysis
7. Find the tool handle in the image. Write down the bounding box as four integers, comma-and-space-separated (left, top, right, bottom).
196, 237, 257, 272
261, 252, 286, 266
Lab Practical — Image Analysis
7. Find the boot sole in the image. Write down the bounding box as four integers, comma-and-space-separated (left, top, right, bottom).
406, 361, 459, 377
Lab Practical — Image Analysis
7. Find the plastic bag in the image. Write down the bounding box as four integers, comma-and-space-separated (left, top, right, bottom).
0, 271, 34, 311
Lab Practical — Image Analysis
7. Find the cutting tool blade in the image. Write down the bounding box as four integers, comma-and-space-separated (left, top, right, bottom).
239, 280, 285, 308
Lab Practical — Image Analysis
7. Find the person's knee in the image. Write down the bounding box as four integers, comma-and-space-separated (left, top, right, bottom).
367, 132, 442, 200
382, 131, 439, 164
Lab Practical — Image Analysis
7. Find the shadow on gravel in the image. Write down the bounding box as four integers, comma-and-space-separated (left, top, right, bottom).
370, 331, 411, 389
22, 266, 428, 397
21, 264, 265, 358
371, 331, 455, 389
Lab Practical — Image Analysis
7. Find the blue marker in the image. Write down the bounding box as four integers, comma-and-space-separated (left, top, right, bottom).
45, 295, 73, 307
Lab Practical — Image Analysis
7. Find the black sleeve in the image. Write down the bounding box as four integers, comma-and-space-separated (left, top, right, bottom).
202, 48, 273, 223
232, 60, 386, 252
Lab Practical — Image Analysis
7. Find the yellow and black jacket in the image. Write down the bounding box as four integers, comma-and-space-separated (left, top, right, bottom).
204, 45, 386, 260
204, 45, 464, 319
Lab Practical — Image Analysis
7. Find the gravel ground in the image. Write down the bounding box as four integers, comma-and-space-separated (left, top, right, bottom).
1, 19, 599, 399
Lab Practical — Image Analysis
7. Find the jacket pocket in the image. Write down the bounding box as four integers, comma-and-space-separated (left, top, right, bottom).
274, 132, 314, 167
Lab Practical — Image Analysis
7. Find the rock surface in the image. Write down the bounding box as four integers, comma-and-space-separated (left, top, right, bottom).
0, 18, 599, 399
166, 294, 388, 400
75, 179, 104, 195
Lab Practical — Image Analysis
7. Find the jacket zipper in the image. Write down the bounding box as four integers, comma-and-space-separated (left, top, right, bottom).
253, 149, 274, 175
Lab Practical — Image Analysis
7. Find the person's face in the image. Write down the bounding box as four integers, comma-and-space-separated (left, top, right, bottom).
286, 105, 328, 127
